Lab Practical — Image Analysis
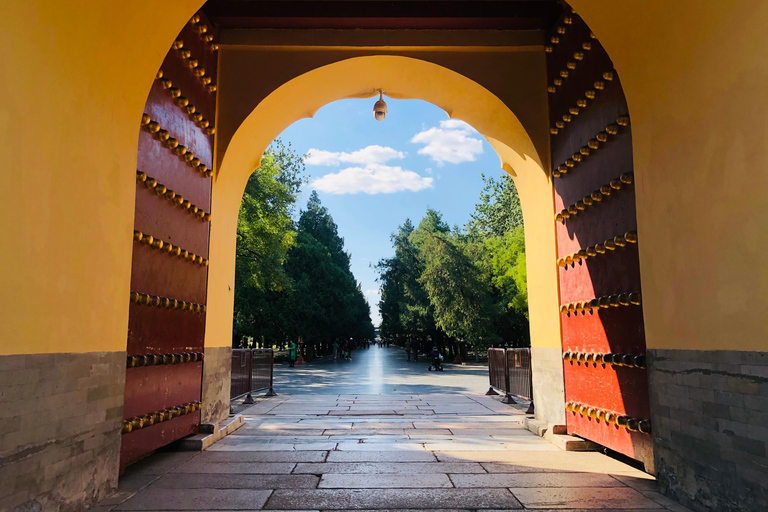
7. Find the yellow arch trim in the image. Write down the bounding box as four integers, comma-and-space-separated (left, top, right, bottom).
205, 55, 562, 354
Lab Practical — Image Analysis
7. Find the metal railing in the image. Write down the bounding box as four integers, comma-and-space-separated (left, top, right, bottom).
231, 348, 276, 402
488, 348, 508, 392
486, 347, 534, 413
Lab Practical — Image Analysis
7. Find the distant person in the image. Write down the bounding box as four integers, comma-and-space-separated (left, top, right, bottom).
288, 340, 297, 367
332, 340, 339, 360
429, 346, 444, 371
412, 340, 419, 362
405, 340, 412, 361
347, 338, 354, 360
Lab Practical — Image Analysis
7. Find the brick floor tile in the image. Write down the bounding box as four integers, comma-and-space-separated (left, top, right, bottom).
194, 451, 327, 463
334, 442, 426, 451
326, 451, 436, 462
265, 489, 522, 509
318, 473, 452, 488
171, 462, 297, 474
508, 487, 661, 509
294, 462, 485, 474
151, 473, 319, 489
115, 488, 272, 510
450, 473, 624, 488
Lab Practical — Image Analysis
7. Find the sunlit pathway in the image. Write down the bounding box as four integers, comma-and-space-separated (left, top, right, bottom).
273, 345, 491, 395
100, 390, 692, 511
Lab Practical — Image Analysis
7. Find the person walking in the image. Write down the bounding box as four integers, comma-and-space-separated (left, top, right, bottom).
405, 340, 412, 361
288, 340, 297, 367
332, 340, 339, 360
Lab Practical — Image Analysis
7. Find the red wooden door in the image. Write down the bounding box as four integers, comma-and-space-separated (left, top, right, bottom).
121, 12, 218, 470
546, 10, 653, 470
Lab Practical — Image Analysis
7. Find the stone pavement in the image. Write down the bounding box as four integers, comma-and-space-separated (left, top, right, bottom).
272, 345, 490, 395
95, 390, 692, 511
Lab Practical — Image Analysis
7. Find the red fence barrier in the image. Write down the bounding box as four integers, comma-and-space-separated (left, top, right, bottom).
231, 348, 276, 401
487, 347, 534, 413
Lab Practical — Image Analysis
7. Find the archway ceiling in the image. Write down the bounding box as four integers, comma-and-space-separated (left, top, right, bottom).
203, 0, 563, 30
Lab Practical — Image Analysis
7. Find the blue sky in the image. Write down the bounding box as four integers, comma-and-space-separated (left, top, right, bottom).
276, 97, 504, 326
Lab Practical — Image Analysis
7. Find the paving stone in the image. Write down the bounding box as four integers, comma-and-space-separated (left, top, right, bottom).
171, 462, 298, 474
609, 473, 658, 491
639, 491, 695, 511
117, 471, 160, 493
329, 411, 400, 416
124, 452, 200, 475
101, 350, 670, 511
318, 473, 453, 488
450, 473, 624, 488
451, 429, 529, 436
326, 509, 467, 512
152, 473, 319, 489
194, 451, 327, 463
294, 462, 485, 474
208, 442, 338, 451
323, 435, 411, 443
509, 487, 661, 509
479, 463, 564, 473
115, 488, 272, 510
414, 422, 520, 430
436, 451, 590, 464
326, 451, 436, 462
334, 442, 426, 451
266, 489, 523, 509
324, 429, 436, 436
350, 422, 416, 429
478, 509, 667, 512
233, 428, 327, 436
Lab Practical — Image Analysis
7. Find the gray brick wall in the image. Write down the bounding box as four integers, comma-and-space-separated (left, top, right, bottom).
0, 351, 124, 512
201, 346, 232, 425
648, 349, 768, 512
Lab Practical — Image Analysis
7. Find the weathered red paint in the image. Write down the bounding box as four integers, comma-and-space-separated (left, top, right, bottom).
119, 413, 200, 467
121, 12, 216, 470
547, 11, 652, 469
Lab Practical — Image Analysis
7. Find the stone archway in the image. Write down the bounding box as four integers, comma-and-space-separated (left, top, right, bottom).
204, 53, 563, 431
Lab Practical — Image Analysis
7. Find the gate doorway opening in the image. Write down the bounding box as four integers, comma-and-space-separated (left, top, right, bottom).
124, 2, 651, 473
231, 97, 530, 398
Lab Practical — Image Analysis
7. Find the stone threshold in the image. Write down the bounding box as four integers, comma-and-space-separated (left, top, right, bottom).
175, 414, 245, 451
524, 417, 600, 451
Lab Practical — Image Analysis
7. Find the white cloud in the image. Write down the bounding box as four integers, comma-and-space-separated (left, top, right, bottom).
411, 119, 484, 165
365, 289, 382, 296
304, 145, 405, 166
311, 164, 433, 195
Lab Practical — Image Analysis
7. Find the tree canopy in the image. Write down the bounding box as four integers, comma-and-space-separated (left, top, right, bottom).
377, 174, 529, 354
233, 140, 527, 357
233, 142, 374, 351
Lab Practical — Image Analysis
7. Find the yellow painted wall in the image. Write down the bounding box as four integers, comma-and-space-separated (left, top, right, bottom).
206, 52, 563, 352
3, 0, 767, 357
572, 0, 768, 351
0, 0, 204, 355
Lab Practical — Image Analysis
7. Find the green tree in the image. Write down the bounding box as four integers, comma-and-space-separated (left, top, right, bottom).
284, 193, 374, 354
467, 173, 523, 238
377, 172, 530, 354
234, 144, 374, 353
233, 140, 306, 345
412, 209, 501, 355
377, 218, 439, 351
